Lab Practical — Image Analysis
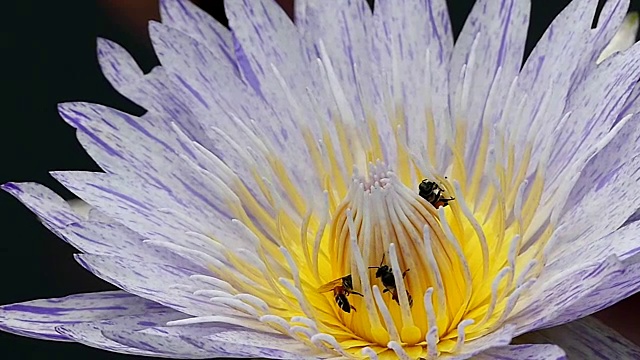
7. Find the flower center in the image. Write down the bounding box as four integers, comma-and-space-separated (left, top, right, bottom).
174, 56, 581, 358
304, 115, 557, 357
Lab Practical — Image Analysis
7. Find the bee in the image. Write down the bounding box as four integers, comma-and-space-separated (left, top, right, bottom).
418, 179, 454, 208
317, 275, 363, 313
369, 255, 413, 307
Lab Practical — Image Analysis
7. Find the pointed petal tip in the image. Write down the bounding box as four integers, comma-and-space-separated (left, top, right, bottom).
96, 37, 117, 51
1, 182, 23, 194
57, 102, 86, 128
147, 19, 163, 34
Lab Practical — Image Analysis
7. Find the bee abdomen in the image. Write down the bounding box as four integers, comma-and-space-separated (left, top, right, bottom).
335, 293, 351, 313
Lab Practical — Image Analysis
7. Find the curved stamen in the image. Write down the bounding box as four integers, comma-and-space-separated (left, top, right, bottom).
426, 326, 439, 359
311, 333, 354, 358
474, 267, 510, 329
361, 347, 379, 360
389, 244, 420, 343
388, 341, 412, 360
346, 209, 386, 339
452, 319, 474, 353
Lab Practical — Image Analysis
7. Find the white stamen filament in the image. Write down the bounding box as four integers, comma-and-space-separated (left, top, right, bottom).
361, 347, 379, 360
422, 226, 447, 320
453, 319, 475, 352
476, 267, 511, 328
347, 209, 383, 329
388, 244, 415, 328
372, 285, 401, 342
388, 341, 412, 360
426, 326, 439, 359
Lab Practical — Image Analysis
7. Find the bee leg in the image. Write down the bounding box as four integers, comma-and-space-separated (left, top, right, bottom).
351, 305, 357, 312
402, 269, 410, 278
351, 291, 364, 297
383, 288, 389, 293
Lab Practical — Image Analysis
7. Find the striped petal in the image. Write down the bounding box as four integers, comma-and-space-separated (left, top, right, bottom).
475, 344, 566, 360
56, 310, 187, 356
0, 292, 165, 341
517, 316, 640, 360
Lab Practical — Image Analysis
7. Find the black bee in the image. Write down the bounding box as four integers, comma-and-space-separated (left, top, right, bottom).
317, 275, 363, 313
418, 179, 454, 208
369, 256, 413, 307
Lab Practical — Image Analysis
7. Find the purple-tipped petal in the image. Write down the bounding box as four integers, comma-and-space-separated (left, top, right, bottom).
546, 42, 640, 190
225, 0, 306, 102
58, 102, 185, 181
545, 253, 640, 328
449, 0, 530, 176
449, 325, 516, 359
56, 310, 186, 356
51, 171, 255, 255
104, 325, 313, 359
96, 38, 145, 90
517, 316, 640, 359
147, 20, 287, 167
547, 218, 640, 278
183, 329, 313, 358
96, 39, 220, 152
224, 0, 324, 202
0, 292, 165, 342
371, 0, 453, 171
58, 221, 207, 273
75, 254, 216, 317
510, 255, 623, 334
74, 254, 261, 326
476, 344, 566, 360
297, 0, 377, 144
510, 0, 598, 174
564, 114, 640, 214
555, 154, 640, 261
159, 0, 237, 71
102, 327, 215, 358
572, 0, 630, 82
2, 182, 81, 228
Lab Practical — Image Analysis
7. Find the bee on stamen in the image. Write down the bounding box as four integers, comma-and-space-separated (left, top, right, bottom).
317, 274, 363, 313
418, 178, 455, 208
369, 255, 413, 307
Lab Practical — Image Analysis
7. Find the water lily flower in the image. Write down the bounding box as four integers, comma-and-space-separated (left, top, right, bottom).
3, 0, 640, 358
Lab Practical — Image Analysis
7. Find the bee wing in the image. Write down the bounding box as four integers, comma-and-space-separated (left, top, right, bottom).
316, 278, 342, 293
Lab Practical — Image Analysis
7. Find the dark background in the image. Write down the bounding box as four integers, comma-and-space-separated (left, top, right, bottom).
1, 0, 639, 358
